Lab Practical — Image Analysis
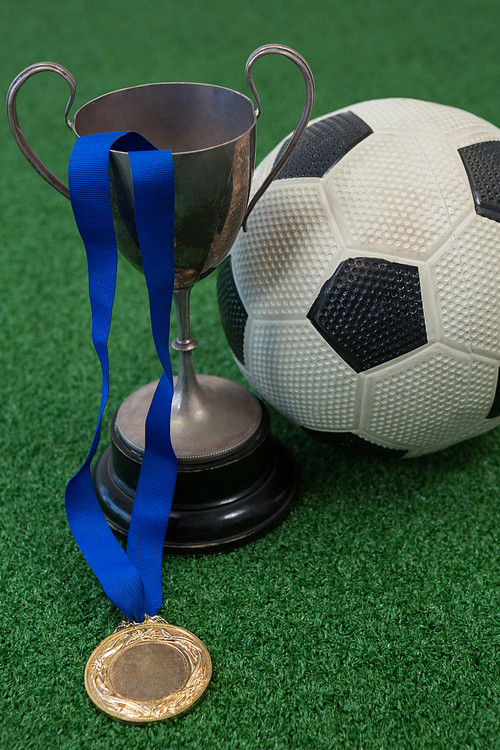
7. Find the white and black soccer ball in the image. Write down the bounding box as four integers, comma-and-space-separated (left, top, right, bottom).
217, 98, 500, 457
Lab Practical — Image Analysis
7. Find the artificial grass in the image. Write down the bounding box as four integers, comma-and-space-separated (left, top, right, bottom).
2, 0, 500, 748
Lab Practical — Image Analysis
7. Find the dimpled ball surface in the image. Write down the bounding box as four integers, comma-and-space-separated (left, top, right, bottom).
217, 99, 500, 457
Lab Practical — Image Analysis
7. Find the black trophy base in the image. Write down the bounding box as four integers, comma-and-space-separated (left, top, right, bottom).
94, 400, 299, 554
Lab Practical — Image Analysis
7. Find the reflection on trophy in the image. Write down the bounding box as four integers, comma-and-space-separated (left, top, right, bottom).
7, 45, 315, 553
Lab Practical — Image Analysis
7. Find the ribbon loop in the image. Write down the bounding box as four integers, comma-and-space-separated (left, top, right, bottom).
66, 131, 177, 622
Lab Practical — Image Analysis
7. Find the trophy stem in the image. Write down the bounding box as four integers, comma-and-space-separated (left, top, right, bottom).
171, 287, 207, 407
173, 285, 193, 344
168, 287, 263, 462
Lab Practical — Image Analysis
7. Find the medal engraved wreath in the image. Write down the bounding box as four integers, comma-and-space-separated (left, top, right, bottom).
85, 616, 212, 722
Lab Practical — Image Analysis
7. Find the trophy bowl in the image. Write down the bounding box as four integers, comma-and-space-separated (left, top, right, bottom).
7, 45, 315, 553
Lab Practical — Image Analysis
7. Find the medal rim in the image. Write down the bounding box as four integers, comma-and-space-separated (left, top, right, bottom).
84, 616, 212, 723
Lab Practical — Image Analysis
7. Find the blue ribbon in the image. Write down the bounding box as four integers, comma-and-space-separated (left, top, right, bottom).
66, 131, 177, 622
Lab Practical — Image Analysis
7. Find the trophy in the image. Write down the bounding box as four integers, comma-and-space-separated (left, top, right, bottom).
7, 45, 315, 553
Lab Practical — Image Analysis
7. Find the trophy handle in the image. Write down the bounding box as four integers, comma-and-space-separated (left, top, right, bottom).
243, 44, 315, 229
6, 62, 76, 200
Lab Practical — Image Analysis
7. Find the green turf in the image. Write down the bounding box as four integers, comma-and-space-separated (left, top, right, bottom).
2, 0, 500, 747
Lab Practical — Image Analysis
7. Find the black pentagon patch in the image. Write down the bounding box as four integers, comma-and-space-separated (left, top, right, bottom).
217, 257, 248, 365
307, 258, 427, 373
459, 140, 500, 222
272, 111, 373, 180
302, 428, 408, 457
487, 368, 500, 419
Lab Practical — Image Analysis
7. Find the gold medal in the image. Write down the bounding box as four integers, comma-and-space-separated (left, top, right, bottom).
84, 615, 212, 723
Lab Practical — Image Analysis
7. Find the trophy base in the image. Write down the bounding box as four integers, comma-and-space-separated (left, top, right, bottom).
94, 383, 299, 554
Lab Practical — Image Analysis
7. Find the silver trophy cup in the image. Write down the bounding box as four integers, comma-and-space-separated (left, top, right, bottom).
7, 45, 315, 552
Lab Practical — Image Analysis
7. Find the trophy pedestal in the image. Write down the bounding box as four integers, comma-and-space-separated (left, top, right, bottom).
94, 377, 299, 554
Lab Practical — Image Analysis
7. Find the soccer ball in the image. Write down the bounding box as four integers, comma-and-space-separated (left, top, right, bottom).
217, 98, 500, 457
